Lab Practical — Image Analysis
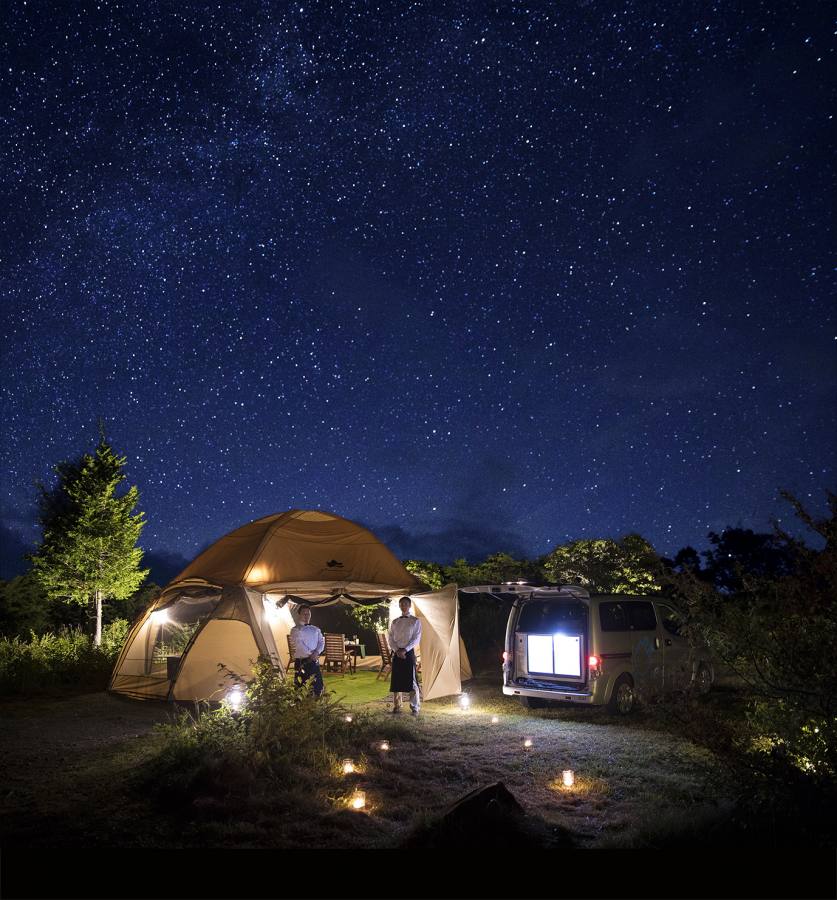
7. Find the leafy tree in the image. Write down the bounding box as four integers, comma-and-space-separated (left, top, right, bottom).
670, 491, 837, 778
542, 534, 661, 593
346, 602, 389, 632
30, 436, 149, 647
0, 574, 53, 637
699, 527, 797, 593
403, 559, 445, 590
444, 557, 483, 587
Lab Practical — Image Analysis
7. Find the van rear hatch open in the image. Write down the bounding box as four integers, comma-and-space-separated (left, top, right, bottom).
515, 597, 589, 686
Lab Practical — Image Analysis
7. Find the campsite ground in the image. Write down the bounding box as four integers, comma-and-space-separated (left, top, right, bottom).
0, 672, 751, 851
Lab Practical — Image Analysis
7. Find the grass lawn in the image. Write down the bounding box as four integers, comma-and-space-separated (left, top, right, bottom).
322, 670, 392, 705
1, 674, 749, 853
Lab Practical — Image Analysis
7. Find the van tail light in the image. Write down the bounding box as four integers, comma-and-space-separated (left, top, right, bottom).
588, 655, 600, 668
588, 655, 602, 678
502, 651, 513, 663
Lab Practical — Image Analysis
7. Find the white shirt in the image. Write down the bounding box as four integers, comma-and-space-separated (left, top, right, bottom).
388, 614, 422, 654
290, 623, 325, 659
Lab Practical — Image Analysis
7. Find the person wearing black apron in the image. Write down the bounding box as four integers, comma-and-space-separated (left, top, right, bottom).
387, 596, 422, 716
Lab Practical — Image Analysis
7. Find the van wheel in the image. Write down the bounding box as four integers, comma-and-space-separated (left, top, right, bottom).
608, 676, 635, 715
519, 696, 546, 709
694, 664, 712, 695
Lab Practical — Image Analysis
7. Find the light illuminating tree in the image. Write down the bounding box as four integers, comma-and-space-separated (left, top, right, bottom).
31, 435, 149, 647
542, 534, 661, 594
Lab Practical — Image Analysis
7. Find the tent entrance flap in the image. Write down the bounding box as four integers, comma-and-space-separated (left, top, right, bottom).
389, 584, 469, 701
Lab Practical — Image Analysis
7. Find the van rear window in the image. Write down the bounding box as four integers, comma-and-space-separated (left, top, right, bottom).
600, 601, 657, 632
517, 600, 587, 633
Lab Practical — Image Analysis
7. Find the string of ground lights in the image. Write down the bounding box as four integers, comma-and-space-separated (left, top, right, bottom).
1, 2, 834, 577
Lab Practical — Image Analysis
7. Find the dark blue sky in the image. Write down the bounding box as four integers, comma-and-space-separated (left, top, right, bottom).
2, 1, 834, 581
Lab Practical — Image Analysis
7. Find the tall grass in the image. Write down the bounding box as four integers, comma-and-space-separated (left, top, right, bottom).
0, 620, 128, 695
143, 660, 416, 808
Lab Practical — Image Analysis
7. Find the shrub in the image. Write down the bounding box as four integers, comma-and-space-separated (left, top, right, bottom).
144, 659, 416, 805
100, 618, 130, 661
0, 627, 112, 694
670, 491, 837, 781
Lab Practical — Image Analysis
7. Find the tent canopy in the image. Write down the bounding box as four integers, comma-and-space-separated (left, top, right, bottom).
110, 509, 470, 702
165, 508, 427, 600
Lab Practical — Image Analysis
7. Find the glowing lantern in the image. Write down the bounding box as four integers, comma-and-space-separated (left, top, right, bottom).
490, 715, 499, 724
523, 738, 533, 751
226, 686, 245, 711
562, 769, 575, 787
350, 790, 366, 810
459, 693, 471, 710
342, 759, 355, 775
379, 740, 390, 752
344, 714, 353, 723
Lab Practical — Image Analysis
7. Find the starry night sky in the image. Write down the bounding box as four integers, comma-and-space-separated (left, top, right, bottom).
1, 1, 834, 581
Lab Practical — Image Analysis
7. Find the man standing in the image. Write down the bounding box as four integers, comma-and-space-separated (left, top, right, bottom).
289, 604, 325, 698
387, 596, 422, 716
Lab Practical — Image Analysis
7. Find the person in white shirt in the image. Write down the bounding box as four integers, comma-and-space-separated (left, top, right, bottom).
289, 604, 325, 698
387, 596, 422, 716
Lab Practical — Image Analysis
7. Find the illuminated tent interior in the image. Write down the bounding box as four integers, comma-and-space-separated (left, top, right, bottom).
109, 509, 472, 702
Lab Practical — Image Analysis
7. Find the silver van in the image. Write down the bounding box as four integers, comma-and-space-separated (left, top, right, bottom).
465, 584, 714, 714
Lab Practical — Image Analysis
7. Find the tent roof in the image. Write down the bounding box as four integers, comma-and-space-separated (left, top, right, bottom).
162, 509, 424, 600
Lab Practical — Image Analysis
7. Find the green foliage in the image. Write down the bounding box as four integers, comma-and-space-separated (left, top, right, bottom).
100, 618, 131, 659
0, 574, 53, 637
346, 602, 389, 632
403, 559, 444, 590
670, 491, 837, 780
0, 572, 152, 639
542, 534, 662, 593
145, 659, 415, 803
0, 627, 109, 694
442, 553, 542, 587
30, 435, 149, 646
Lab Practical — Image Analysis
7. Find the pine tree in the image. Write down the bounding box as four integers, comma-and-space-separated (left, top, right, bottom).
31, 435, 149, 647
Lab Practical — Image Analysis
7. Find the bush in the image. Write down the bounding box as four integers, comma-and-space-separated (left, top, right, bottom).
0, 620, 129, 694
670, 491, 837, 780
144, 660, 416, 805
0, 627, 107, 693
100, 618, 130, 661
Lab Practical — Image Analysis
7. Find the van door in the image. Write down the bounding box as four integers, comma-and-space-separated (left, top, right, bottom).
597, 600, 662, 700
626, 600, 663, 700
655, 602, 692, 692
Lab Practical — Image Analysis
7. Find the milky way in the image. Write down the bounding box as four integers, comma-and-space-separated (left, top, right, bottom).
1, 1, 834, 576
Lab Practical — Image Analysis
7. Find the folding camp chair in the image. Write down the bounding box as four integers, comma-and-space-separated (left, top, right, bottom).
376, 632, 393, 680
324, 633, 354, 675
286, 634, 303, 686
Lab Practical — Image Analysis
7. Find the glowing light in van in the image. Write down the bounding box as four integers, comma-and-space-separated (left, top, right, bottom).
553, 634, 582, 676
526, 633, 582, 677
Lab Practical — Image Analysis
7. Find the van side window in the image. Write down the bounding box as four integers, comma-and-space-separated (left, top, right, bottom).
599, 602, 629, 632
658, 604, 684, 637
628, 602, 657, 631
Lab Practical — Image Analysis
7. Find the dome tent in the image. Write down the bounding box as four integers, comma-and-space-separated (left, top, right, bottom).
109, 509, 471, 702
